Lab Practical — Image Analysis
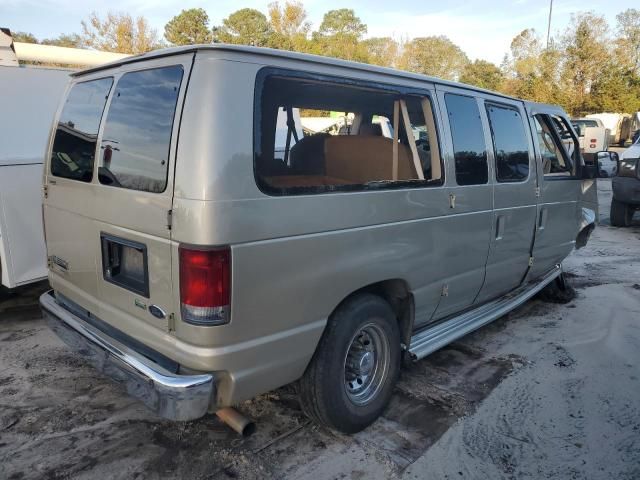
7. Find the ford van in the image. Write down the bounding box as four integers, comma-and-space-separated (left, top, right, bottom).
40, 45, 602, 433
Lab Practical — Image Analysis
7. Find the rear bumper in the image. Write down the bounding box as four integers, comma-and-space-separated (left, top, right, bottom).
40, 290, 215, 421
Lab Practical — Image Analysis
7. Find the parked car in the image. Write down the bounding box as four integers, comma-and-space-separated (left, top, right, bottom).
611, 136, 640, 226
0, 65, 70, 288
40, 45, 601, 433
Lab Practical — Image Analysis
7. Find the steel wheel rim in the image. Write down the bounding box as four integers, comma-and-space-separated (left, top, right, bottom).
343, 322, 390, 406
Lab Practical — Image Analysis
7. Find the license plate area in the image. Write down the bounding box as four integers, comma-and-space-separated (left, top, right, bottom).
100, 233, 149, 297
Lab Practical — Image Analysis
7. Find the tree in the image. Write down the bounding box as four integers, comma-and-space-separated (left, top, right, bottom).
362, 37, 399, 67
10, 31, 38, 43
312, 9, 368, 61
80, 12, 162, 54
214, 8, 272, 47
460, 60, 504, 91
41, 34, 82, 48
268, 1, 310, 37
398, 36, 469, 80
500, 29, 563, 104
164, 8, 212, 45
560, 12, 611, 116
508, 28, 542, 77
615, 8, 640, 74
317, 9, 367, 37
267, 1, 310, 51
590, 65, 640, 112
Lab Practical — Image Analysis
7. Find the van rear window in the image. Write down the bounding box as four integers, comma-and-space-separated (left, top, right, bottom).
255, 70, 443, 195
98, 65, 183, 193
51, 78, 113, 182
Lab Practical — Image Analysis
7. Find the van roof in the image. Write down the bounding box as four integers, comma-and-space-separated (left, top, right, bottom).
74, 43, 523, 102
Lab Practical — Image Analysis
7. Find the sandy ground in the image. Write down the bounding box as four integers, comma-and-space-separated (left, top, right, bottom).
1, 179, 639, 479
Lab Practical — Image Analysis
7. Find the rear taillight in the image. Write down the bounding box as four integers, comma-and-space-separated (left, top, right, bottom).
179, 246, 231, 326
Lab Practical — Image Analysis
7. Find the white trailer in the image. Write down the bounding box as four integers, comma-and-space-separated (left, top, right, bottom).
0, 29, 128, 288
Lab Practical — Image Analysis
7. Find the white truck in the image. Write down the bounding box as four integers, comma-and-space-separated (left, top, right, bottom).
571, 117, 609, 164
0, 29, 127, 288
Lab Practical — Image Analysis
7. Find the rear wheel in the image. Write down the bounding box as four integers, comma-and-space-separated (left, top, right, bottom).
610, 198, 633, 227
298, 293, 401, 433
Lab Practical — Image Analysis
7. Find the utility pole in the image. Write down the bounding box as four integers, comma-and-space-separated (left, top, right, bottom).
546, 0, 553, 48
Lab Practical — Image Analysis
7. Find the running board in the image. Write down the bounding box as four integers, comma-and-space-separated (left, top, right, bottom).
408, 265, 561, 361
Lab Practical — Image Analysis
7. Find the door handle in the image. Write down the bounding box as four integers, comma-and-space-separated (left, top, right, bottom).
495, 215, 505, 240
539, 208, 548, 231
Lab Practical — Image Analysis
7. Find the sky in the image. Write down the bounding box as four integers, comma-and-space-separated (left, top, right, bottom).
0, 0, 633, 64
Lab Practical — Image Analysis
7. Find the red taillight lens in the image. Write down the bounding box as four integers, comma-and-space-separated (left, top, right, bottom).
179, 246, 230, 326
590, 139, 597, 143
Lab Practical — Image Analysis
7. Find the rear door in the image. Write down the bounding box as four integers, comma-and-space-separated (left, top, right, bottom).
45, 75, 115, 310
92, 55, 192, 333
475, 98, 538, 302
45, 54, 193, 338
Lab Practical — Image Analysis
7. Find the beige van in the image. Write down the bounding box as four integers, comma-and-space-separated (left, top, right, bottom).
40, 45, 604, 433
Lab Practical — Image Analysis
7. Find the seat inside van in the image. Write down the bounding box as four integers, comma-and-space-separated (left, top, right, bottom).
267, 134, 418, 188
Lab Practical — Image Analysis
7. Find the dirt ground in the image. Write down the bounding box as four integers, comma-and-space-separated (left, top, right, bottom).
1, 179, 639, 480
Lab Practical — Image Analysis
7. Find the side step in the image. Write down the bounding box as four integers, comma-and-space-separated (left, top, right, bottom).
408, 265, 561, 361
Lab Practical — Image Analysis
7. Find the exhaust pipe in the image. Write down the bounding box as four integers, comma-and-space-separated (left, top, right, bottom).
216, 407, 256, 436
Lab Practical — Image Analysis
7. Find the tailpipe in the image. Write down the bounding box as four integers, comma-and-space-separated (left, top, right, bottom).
216, 407, 256, 436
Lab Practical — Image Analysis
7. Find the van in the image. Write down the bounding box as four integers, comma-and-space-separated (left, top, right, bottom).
40, 45, 602, 433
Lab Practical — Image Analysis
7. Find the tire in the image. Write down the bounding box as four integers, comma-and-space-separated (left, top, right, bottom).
610, 198, 633, 227
298, 293, 401, 433
538, 271, 575, 304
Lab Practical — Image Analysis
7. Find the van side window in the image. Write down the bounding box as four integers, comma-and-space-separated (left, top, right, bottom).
255, 72, 443, 195
98, 65, 183, 193
533, 115, 573, 176
486, 104, 530, 182
51, 78, 113, 182
444, 94, 488, 186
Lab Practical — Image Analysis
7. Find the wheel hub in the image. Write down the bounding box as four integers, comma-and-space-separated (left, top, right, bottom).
343, 323, 390, 406
357, 351, 374, 375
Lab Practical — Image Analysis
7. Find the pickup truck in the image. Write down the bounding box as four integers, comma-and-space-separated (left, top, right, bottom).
572, 118, 609, 163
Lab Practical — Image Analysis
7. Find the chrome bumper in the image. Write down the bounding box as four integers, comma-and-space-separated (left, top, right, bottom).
40, 291, 215, 421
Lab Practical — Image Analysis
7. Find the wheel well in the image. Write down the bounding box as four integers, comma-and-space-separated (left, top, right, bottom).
341, 279, 414, 347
